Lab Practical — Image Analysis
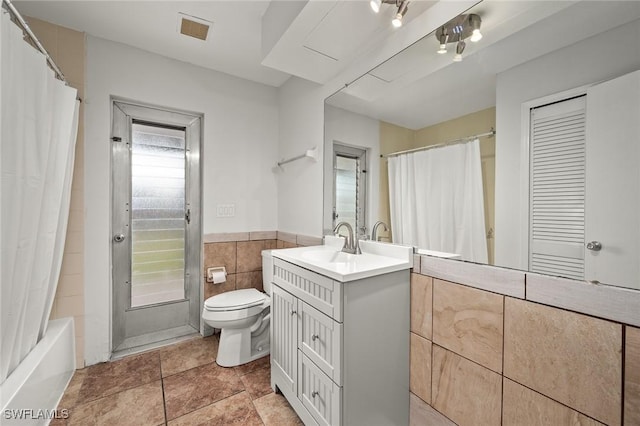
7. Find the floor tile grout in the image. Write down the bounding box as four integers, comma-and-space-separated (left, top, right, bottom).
57, 336, 298, 426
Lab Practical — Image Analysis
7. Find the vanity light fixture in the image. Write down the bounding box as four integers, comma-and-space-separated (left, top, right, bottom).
453, 40, 465, 62
435, 13, 482, 61
370, 0, 410, 29
437, 33, 448, 54
370, 0, 382, 13
392, 1, 408, 28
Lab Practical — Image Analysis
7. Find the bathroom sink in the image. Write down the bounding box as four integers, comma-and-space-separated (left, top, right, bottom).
272, 241, 413, 282
302, 249, 354, 264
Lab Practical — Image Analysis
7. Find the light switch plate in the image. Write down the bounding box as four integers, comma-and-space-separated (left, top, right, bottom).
216, 203, 235, 218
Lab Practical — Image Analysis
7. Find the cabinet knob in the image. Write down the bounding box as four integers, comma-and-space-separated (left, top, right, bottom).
311, 391, 319, 398
290, 310, 297, 316
311, 334, 319, 341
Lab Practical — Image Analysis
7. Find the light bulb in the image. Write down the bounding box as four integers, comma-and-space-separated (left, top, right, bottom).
437, 44, 447, 54
470, 29, 482, 42
392, 14, 403, 28
453, 53, 462, 62
370, 0, 381, 13
392, 1, 407, 28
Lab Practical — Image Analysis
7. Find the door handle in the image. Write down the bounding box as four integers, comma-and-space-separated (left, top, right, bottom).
113, 233, 126, 243
586, 241, 602, 251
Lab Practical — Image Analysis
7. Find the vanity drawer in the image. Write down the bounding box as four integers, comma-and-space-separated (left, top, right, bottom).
300, 301, 342, 385
298, 351, 341, 426
273, 258, 343, 322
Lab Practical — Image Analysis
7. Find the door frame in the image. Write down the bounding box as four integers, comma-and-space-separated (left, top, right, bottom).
110, 98, 203, 352
518, 84, 591, 271
332, 143, 368, 237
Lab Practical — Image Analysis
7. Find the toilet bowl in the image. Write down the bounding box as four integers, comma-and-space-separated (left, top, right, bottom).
202, 250, 273, 367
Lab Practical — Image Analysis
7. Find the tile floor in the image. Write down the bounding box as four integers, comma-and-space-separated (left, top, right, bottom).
51, 335, 302, 426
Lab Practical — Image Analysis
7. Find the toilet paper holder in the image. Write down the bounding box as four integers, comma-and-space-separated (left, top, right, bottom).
206, 266, 227, 283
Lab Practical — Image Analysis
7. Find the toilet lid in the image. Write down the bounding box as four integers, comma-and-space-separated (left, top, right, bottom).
204, 288, 266, 311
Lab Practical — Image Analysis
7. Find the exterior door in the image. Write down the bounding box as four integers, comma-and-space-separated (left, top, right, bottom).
585, 70, 640, 288
111, 100, 202, 352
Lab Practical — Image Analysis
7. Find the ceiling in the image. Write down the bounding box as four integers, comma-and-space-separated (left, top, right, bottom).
15, 0, 292, 86
14, 0, 437, 88
326, 1, 640, 130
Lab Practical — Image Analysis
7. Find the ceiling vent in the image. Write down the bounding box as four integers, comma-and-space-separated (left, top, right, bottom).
177, 13, 212, 41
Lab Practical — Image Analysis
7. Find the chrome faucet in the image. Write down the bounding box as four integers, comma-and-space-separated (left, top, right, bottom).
371, 221, 389, 242
333, 222, 360, 254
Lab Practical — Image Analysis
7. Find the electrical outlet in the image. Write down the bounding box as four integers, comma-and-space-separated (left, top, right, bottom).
216, 203, 235, 218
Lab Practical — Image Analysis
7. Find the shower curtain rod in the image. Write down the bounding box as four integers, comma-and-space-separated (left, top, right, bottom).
381, 128, 496, 158
2, 0, 67, 83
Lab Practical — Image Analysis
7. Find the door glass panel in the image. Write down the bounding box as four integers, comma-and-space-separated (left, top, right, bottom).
334, 155, 358, 231
130, 123, 186, 307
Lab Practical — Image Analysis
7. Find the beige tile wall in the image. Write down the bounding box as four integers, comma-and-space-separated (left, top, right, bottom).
27, 17, 85, 369
410, 271, 630, 426
431, 344, 502, 426
502, 378, 604, 426
203, 240, 276, 300
432, 279, 503, 373
202, 232, 321, 302
504, 297, 622, 426
626, 326, 640, 425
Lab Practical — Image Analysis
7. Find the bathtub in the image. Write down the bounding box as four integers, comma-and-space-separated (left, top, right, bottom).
1, 318, 75, 425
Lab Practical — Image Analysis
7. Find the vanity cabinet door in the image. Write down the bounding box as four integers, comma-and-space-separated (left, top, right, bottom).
300, 301, 342, 385
299, 352, 342, 426
271, 284, 298, 395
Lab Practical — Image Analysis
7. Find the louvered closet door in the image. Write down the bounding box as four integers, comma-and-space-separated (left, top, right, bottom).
529, 96, 586, 280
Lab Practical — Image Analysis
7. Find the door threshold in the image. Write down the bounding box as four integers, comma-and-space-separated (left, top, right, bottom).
111, 325, 200, 360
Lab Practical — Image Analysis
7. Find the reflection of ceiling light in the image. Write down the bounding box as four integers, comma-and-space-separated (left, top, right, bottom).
469, 14, 482, 42
437, 33, 448, 54
435, 13, 482, 61
392, 1, 408, 28
470, 29, 483, 42
453, 40, 465, 62
371, 0, 410, 28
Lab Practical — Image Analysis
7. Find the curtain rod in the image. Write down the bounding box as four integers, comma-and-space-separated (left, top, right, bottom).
381, 128, 496, 158
2, 0, 67, 83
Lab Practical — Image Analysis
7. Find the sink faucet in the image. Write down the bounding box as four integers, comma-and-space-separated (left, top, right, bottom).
333, 222, 360, 254
371, 221, 389, 242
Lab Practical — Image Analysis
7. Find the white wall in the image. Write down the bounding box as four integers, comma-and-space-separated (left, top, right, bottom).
323, 105, 380, 235
84, 36, 279, 364
494, 19, 640, 271
276, 77, 325, 237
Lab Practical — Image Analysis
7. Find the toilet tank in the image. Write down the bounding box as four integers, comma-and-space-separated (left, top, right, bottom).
261, 249, 274, 295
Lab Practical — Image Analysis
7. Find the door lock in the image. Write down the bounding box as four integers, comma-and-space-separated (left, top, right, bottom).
586, 241, 602, 251
113, 233, 126, 243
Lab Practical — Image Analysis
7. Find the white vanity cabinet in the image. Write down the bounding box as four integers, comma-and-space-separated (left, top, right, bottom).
270, 257, 410, 426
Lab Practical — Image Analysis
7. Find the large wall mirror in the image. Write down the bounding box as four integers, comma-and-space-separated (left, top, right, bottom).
324, 1, 640, 290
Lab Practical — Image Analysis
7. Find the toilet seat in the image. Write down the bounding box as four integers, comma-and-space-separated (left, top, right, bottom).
204, 288, 266, 312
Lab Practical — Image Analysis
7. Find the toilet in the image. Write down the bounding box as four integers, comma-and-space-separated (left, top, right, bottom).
202, 250, 273, 367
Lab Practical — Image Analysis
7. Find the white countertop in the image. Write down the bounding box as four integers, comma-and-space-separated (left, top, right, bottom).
271, 241, 413, 282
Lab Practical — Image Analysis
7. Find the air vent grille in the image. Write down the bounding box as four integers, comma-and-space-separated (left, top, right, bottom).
178, 14, 211, 41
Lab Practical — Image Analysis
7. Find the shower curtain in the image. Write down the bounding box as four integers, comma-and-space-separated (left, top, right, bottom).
1, 12, 79, 383
388, 139, 488, 263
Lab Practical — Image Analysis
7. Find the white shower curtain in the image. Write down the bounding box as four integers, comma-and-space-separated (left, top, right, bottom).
1, 12, 79, 383
388, 139, 488, 263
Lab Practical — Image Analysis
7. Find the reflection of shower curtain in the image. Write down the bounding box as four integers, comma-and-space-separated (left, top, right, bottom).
388, 139, 487, 263
1, 12, 79, 383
